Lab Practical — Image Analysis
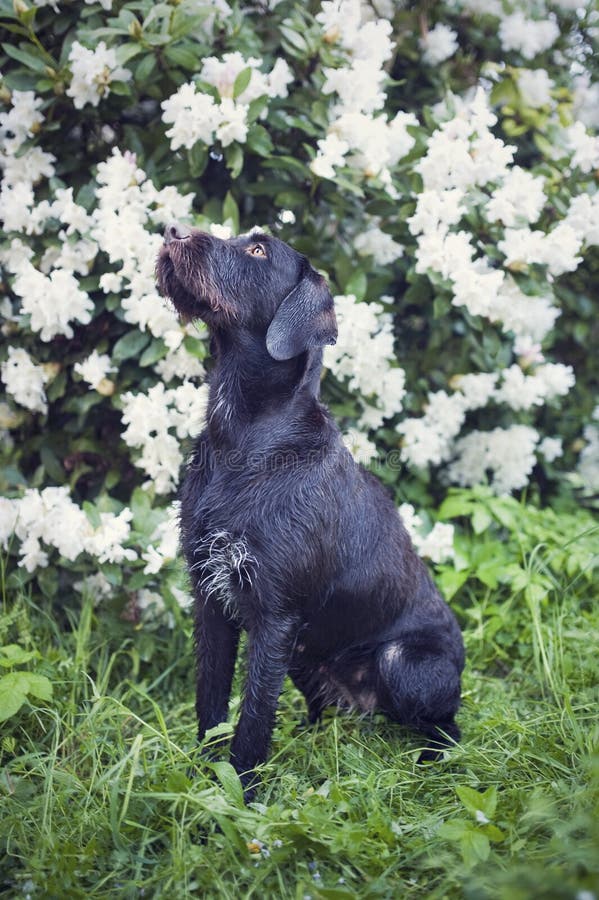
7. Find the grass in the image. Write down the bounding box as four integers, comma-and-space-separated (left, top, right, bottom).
1, 496, 598, 899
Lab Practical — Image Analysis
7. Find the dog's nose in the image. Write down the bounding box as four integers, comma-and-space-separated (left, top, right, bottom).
164, 222, 191, 244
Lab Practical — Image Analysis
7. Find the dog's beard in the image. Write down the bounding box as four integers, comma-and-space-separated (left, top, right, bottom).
156, 244, 236, 325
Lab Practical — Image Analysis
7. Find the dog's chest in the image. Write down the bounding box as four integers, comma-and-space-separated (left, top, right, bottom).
191, 530, 257, 616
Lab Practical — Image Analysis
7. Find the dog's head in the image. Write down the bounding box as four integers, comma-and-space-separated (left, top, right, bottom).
156, 225, 337, 360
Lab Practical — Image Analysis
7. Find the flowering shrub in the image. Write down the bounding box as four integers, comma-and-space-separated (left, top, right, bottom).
0, 0, 597, 619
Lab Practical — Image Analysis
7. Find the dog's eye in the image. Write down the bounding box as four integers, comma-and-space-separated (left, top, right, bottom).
247, 244, 266, 257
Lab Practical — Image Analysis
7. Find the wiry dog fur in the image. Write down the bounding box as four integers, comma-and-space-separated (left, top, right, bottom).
156, 224, 465, 799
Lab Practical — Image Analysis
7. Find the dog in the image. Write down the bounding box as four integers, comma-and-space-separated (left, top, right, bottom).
156, 224, 465, 799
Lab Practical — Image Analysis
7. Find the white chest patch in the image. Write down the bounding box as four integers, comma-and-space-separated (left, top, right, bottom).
192, 531, 257, 615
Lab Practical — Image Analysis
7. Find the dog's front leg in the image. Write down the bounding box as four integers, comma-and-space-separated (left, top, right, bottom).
194, 594, 240, 746
230, 614, 299, 799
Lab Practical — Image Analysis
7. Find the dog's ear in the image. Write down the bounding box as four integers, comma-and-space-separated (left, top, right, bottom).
266, 266, 338, 361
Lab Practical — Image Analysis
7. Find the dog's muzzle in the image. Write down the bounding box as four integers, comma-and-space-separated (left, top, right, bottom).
164, 221, 191, 245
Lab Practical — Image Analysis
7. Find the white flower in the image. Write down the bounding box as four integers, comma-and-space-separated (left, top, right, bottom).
322, 60, 387, 114
572, 72, 599, 130
354, 225, 403, 265
408, 189, 466, 237
0, 182, 36, 233
142, 502, 180, 574
1, 487, 137, 571
1, 347, 48, 413
517, 69, 554, 107
416, 522, 455, 563
1, 146, 56, 189
278, 209, 296, 225
449, 425, 540, 493
496, 362, 574, 411
452, 372, 498, 409
538, 436, 563, 462
67, 41, 132, 109
310, 134, 349, 178
324, 294, 406, 428
74, 350, 115, 390
499, 12, 559, 59
420, 24, 458, 66
343, 428, 378, 463
451, 259, 505, 319
498, 224, 582, 275
89, 148, 193, 347
316, 0, 362, 46
0, 237, 34, 273
13, 262, 94, 341
161, 84, 219, 150
399, 504, 455, 562
485, 167, 545, 227
415, 230, 475, 281
155, 345, 205, 382
564, 193, 599, 247
398, 503, 423, 539
0, 91, 44, 152
51, 187, 94, 235
494, 278, 560, 343
398, 391, 468, 469
578, 407, 599, 492
210, 223, 233, 239
99, 272, 123, 293
564, 121, 599, 174
121, 382, 210, 492
74, 572, 113, 600
215, 98, 248, 147
86, 508, 137, 563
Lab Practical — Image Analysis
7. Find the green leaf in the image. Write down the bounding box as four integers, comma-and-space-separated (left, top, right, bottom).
40, 446, 64, 483
436, 567, 470, 600
164, 44, 199, 71
438, 818, 470, 841
0, 675, 27, 722
232, 66, 252, 100
189, 142, 208, 177
135, 52, 157, 82
2, 42, 50, 73
222, 191, 239, 233
0, 671, 53, 722
210, 761, 244, 806
115, 43, 143, 65
225, 142, 244, 178
0, 645, 41, 668
139, 338, 167, 367
456, 785, 497, 820
471, 505, 492, 534
22, 672, 53, 702
438, 494, 475, 519
344, 271, 367, 301
246, 124, 274, 157
112, 330, 151, 362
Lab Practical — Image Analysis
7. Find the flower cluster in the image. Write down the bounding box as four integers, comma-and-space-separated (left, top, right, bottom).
0, 0, 596, 608
324, 294, 406, 429
161, 53, 292, 151
0, 487, 136, 573
121, 382, 210, 493
311, 0, 417, 188
67, 41, 132, 109
399, 503, 456, 564
1, 347, 49, 414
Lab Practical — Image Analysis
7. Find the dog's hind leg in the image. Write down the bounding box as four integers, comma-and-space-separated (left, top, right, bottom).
375, 628, 463, 760
288, 663, 329, 724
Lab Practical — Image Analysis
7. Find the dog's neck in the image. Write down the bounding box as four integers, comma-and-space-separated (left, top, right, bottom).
206, 330, 324, 446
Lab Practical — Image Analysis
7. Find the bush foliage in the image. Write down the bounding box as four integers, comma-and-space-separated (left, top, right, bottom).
0, 0, 598, 620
